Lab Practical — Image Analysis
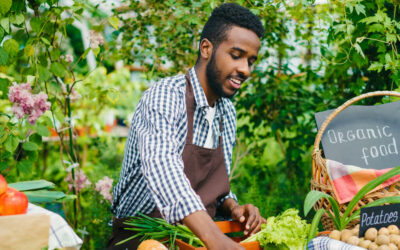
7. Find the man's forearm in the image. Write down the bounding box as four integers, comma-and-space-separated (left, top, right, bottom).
182, 210, 245, 249
182, 210, 224, 245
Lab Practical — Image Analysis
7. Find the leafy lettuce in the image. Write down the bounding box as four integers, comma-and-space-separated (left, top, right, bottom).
241, 208, 310, 250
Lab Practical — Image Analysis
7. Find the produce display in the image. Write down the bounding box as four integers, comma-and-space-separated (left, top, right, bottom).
117, 205, 400, 250
305, 166, 400, 240
328, 224, 400, 249
241, 208, 311, 250
0, 174, 29, 216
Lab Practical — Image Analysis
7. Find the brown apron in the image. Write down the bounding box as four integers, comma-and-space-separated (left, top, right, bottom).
107, 72, 231, 249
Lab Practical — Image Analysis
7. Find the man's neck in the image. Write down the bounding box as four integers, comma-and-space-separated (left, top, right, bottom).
194, 64, 218, 107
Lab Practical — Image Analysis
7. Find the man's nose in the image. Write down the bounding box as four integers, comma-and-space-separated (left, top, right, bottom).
237, 60, 251, 78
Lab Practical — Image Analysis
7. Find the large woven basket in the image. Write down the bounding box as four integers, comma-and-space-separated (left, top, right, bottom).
311, 91, 400, 231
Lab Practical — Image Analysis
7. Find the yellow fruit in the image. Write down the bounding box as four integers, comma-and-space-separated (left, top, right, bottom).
138, 240, 168, 250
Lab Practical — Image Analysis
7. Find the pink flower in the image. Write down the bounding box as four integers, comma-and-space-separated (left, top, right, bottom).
34, 92, 51, 112
27, 109, 41, 125
95, 176, 113, 203
61, 54, 74, 63
19, 94, 35, 112
65, 54, 74, 63
8, 83, 32, 103
11, 104, 25, 118
89, 30, 104, 49
65, 169, 92, 192
8, 83, 51, 124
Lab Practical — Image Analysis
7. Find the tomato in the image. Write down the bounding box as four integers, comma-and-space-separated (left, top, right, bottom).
0, 187, 28, 216
0, 174, 7, 196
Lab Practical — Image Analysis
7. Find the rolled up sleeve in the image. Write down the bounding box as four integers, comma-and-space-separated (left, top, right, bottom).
138, 85, 205, 224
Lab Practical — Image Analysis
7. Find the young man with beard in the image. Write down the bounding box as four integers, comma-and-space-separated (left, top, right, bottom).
108, 3, 265, 249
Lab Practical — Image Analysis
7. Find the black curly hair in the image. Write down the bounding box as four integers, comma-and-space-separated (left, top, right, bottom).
199, 3, 264, 53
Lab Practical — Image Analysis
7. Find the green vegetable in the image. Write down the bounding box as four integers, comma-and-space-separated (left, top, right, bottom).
117, 212, 204, 248
242, 209, 310, 250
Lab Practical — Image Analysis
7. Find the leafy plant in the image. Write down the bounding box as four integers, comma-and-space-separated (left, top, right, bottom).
304, 166, 400, 240
242, 208, 310, 250
9, 179, 76, 203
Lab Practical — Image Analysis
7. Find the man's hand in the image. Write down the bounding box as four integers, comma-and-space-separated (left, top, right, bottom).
222, 198, 267, 236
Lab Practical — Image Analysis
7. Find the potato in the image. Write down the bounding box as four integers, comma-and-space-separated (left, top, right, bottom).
388, 225, 400, 235
347, 236, 360, 246
389, 235, 400, 245
352, 226, 360, 236
329, 230, 341, 241
369, 242, 379, 250
341, 229, 354, 242
377, 245, 390, 250
389, 243, 398, 250
359, 240, 372, 249
366, 228, 379, 241
379, 228, 390, 236
376, 235, 390, 246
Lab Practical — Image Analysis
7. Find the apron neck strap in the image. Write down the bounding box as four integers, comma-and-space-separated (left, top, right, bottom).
185, 72, 195, 144
185, 71, 224, 145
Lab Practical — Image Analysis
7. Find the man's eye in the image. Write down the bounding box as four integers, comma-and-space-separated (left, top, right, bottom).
231, 54, 240, 59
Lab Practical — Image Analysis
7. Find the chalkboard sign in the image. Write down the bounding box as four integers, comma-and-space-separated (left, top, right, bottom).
359, 203, 400, 237
314, 101, 400, 170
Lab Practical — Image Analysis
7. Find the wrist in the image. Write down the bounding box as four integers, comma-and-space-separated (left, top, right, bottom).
182, 210, 225, 246
223, 198, 239, 214
200, 226, 226, 247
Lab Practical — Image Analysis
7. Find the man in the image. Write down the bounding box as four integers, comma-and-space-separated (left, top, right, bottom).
108, 3, 265, 249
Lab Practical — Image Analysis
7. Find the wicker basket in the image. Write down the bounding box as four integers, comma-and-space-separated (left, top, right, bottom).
311, 91, 400, 231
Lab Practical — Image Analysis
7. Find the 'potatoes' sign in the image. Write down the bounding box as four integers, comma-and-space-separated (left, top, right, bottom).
359, 204, 400, 237
314, 101, 400, 170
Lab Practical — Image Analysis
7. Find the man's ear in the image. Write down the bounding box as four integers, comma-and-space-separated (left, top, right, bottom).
199, 38, 213, 60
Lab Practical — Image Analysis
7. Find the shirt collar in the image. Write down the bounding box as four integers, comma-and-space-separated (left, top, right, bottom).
189, 67, 209, 109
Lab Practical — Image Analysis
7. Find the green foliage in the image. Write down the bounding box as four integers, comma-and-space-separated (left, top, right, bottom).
8, 179, 55, 190
108, 0, 215, 78
229, 0, 400, 221
0, 0, 12, 16
9, 179, 72, 203
0, 0, 123, 248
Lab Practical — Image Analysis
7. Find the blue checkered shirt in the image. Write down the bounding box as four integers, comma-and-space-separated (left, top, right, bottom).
111, 67, 238, 224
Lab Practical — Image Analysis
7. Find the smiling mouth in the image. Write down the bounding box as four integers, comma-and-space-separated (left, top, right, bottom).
229, 77, 243, 90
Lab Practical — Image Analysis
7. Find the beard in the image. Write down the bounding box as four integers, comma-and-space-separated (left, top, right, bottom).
205, 53, 236, 99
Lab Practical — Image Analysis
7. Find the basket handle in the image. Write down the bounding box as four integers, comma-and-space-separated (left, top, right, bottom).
313, 91, 400, 154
